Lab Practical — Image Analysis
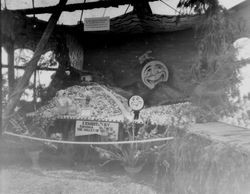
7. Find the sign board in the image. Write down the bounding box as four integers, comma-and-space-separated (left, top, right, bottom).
75, 120, 119, 140
128, 95, 144, 111
84, 17, 110, 31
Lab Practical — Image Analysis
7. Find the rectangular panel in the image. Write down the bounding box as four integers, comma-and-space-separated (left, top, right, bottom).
75, 120, 119, 140
84, 17, 110, 31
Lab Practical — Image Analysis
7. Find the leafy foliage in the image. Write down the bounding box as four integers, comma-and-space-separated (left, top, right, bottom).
38, 51, 58, 68
140, 102, 194, 128
93, 121, 171, 174
220, 97, 250, 128
177, 0, 248, 123
177, 0, 220, 14
189, 5, 246, 122
162, 131, 250, 194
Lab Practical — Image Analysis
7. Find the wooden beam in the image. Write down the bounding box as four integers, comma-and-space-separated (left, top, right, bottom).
33, 70, 37, 110
3, 0, 68, 129
0, 1, 3, 136
6, 40, 15, 95
2, 64, 58, 71
11, 0, 156, 15
132, 0, 152, 18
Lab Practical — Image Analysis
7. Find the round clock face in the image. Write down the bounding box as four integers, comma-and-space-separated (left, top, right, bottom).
128, 95, 144, 111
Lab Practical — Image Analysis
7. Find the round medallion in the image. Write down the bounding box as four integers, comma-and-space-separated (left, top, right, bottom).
141, 60, 169, 89
128, 95, 144, 111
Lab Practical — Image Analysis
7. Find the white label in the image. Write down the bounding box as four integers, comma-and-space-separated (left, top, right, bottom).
84, 17, 110, 31
75, 120, 119, 140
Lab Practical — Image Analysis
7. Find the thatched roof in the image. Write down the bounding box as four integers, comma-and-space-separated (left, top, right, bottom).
26, 84, 134, 122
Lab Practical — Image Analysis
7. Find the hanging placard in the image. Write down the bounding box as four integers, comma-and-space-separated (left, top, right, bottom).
75, 120, 119, 140
66, 35, 84, 71
84, 17, 110, 31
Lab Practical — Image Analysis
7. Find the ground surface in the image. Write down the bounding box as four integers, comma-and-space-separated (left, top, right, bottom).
0, 167, 155, 194
1, 122, 250, 194
0, 140, 156, 194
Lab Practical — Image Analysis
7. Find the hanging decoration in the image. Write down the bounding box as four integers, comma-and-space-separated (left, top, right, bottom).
66, 34, 84, 71
139, 51, 169, 89
141, 60, 169, 89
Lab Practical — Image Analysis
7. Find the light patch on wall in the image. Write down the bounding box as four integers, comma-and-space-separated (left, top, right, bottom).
219, 0, 245, 9
239, 64, 250, 97
234, 37, 250, 97
234, 37, 250, 60
1, 47, 8, 65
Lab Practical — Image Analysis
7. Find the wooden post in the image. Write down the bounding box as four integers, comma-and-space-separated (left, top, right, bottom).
6, 40, 15, 95
3, 0, 68, 129
33, 70, 37, 110
0, 1, 3, 136
32, 0, 35, 18
132, 0, 152, 18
